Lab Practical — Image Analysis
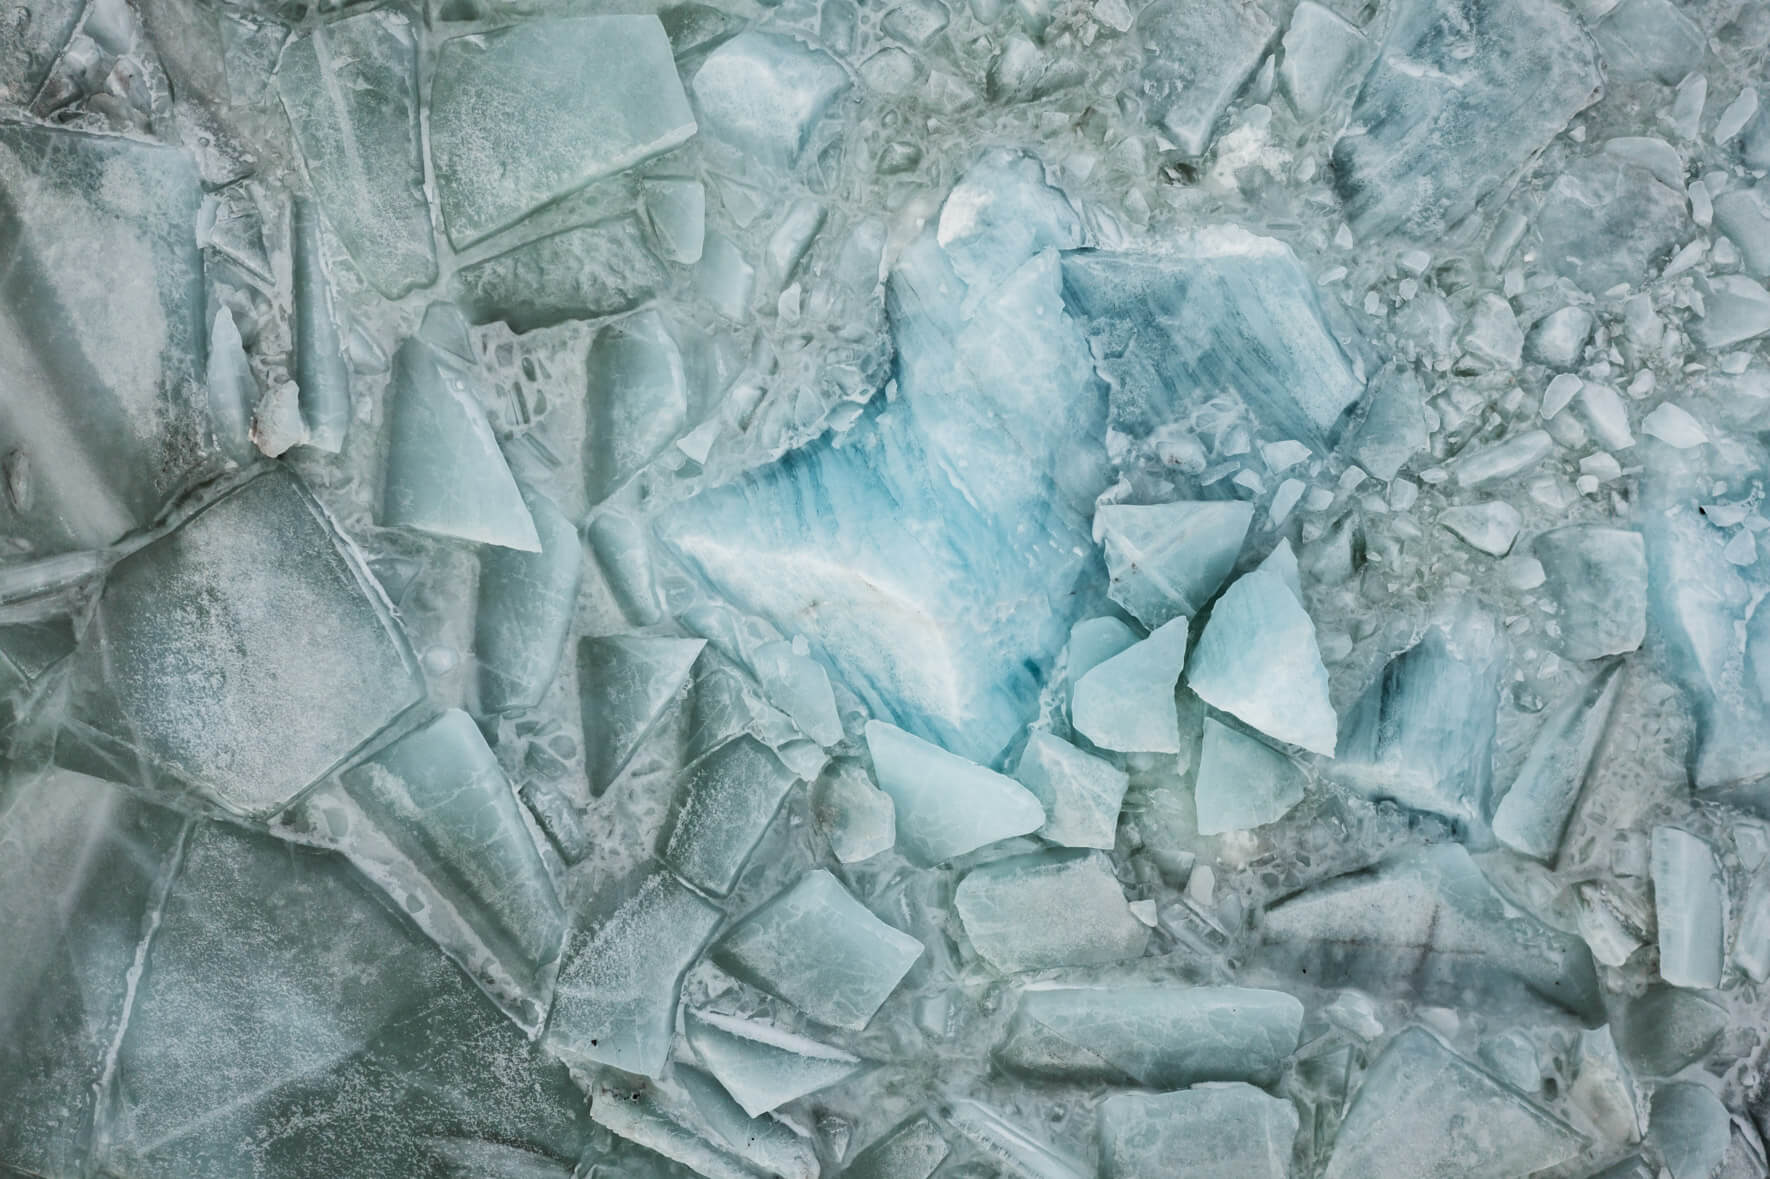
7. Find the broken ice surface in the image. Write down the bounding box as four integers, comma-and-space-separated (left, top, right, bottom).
15, 0, 1770, 1166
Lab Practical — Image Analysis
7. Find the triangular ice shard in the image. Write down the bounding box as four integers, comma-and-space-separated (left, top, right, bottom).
584, 309, 689, 505
685, 1008, 863, 1116
1013, 730, 1129, 849
475, 484, 584, 716
1492, 660, 1623, 861
1186, 569, 1336, 755
1193, 717, 1307, 835
1094, 501, 1252, 628
1071, 617, 1189, 754
864, 720, 1045, 865
1322, 1027, 1583, 1179
578, 635, 705, 797
382, 323, 540, 551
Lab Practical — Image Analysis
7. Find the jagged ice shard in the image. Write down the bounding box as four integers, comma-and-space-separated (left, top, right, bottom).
11, 0, 1770, 1173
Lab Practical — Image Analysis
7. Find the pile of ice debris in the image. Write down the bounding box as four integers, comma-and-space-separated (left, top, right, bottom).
12, 0, 1770, 1173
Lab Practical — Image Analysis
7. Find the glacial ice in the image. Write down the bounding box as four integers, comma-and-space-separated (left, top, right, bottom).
14, 0, 1770, 1171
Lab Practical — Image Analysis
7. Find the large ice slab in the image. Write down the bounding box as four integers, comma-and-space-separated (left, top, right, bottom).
864, 720, 1045, 865
1094, 501, 1252, 629
1187, 569, 1336, 755
277, 10, 436, 297
1134, 0, 1276, 157
1259, 844, 1605, 1023
0, 122, 206, 554
997, 983, 1304, 1087
1652, 826, 1726, 989
430, 17, 694, 247
544, 868, 722, 1077
660, 156, 1107, 767
1330, 606, 1502, 830
955, 850, 1149, 972
1099, 1084, 1298, 1179
1492, 660, 1623, 860
1536, 155, 1688, 294
690, 32, 848, 168
1534, 526, 1648, 661
334, 709, 565, 1032
661, 734, 801, 896
1071, 617, 1188, 754
382, 318, 540, 551
1321, 1027, 1583, 1179
1063, 232, 1367, 449
56, 469, 426, 819
475, 485, 583, 715
712, 869, 923, 1030
684, 1008, 863, 1116
1331, 0, 1601, 241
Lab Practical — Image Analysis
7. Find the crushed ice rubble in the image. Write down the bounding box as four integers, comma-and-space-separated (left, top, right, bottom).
12, 0, 1770, 1177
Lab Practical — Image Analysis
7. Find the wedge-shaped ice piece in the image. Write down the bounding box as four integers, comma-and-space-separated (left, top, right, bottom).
430, 17, 694, 247
676, 1065, 820, 1179
1094, 501, 1252, 628
588, 511, 664, 626
0, 771, 186, 1179
334, 710, 565, 1032
277, 10, 436, 297
712, 869, 923, 1030
291, 197, 351, 453
106, 820, 588, 1179
1063, 234, 1366, 448
1535, 526, 1647, 660
580, 635, 706, 797
1331, 0, 1600, 241
661, 735, 801, 896
949, 1099, 1090, 1179
997, 984, 1304, 1088
1194, 717, 1307, 835
812, 760, 896, 863
545, 869, 721, 1077
1322, 1027, 1583, 1179
1013, 730, 1129, 849
0, 123, 206, 554
956, 850, 1149, 972
1649, 1083, 1731, 1179
585, 309, 688, 504
662, 221, 1106, 767
207, 307, 258, 464
1071, 617, 1188, 754
476, 485, 583, 715
1135, 0, 1276, 156
685, 1009, 863, 1116
1537, 156, 1687, 293
1067, 617, 1139, 689
1100, 1084, 1298, 1179
1259, 844, 1604, 1024
1188, 570, 1335, 755
865, 720, 1045, 865
841, 1116, 949, 1179
1652, 826, 1726, 989
643, 176, 706, 264
691, 33, 848, 168
590, 1078, 765, 1179
753, 640, 843, 746
56, 470, 425, 820
1280, 2, 1367, 120
451, 217, 666, 333
1331, 606, 1502, 829
1492, 661, 1623, 860
383, 326, 540, 551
